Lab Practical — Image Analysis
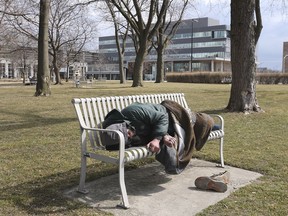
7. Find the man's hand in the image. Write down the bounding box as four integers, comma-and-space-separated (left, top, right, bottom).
163, 134, 176, 148
146, 138, 161, 153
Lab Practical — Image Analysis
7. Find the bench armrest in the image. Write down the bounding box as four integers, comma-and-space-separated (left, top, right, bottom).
81, 126, 126, 153
210, 114, 224, 130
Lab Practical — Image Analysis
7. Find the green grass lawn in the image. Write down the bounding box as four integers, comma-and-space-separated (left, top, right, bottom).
0, 81, 287, 215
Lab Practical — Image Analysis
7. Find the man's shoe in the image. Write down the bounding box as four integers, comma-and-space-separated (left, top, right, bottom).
194, 171, 230, 193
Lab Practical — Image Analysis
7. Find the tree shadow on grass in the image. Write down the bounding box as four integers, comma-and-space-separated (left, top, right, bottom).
0, 164, 119, 215
0, 109, 77, 132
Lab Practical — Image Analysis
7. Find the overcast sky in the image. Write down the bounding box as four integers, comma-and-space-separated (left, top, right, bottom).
96, 0, 288, 71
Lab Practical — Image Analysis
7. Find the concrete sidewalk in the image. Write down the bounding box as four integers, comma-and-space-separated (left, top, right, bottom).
64, 159, 262, 216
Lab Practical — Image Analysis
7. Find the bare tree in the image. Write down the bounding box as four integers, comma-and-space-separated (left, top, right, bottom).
48, 0, 95, 84
4, 0, 96, 85
105, 1, 130, 84
109, 0, 170, 87
9, 37, 37, 83
0, 0, 27, 50
35, 0, 51, 96
0, 1, 10, 42
227, 0, 263, 113
154, 0, 188, 83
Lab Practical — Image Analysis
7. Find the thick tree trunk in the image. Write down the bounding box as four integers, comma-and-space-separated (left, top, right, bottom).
155, 27, 165, 83
113, 14, 126, 84
35, 0, 51, 96
52, 56, 61, 84
118, 57, 126, 84
132, 40, 147, 87
54, 66, 61, 84
132, 51, 145, 87
116, 36, 126, 83
155, 46, 164, 83
227, 0, 262, 113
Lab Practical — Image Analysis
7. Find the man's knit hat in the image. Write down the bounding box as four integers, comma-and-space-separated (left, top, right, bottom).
100, 122, 128, 146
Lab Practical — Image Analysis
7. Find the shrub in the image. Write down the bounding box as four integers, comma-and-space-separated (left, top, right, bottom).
166, 72, 232, 84
256, 73, 288, 84
166, 72, 288, 84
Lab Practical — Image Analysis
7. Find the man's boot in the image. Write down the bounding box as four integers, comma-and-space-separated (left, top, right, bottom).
194, 171, 230, 192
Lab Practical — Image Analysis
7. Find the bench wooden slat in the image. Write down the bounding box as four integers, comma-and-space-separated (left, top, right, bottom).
96, 97, 105, 122
208, 130, 225, 140
91, 98, 100, 125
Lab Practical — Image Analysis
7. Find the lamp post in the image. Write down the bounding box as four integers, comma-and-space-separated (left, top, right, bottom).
222, 42, 227, 72
283, 55, 288, 73
190, 19, 198, 71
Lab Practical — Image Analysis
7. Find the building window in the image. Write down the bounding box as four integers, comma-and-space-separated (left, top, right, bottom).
174, 62, 189, 72
8, 64, 13, 78
212, 30, 227, 39
0, 63, 5, 78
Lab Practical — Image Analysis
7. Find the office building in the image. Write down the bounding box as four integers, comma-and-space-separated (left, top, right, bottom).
94, 17, 231, 80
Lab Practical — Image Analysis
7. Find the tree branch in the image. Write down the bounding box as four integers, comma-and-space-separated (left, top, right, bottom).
254, 0, 263, 44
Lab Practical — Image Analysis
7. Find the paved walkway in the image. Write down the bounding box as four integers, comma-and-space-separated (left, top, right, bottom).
64, 159, 262, 216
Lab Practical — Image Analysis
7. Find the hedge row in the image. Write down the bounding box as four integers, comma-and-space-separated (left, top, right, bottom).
166, 72, 231, 84
166, 72, 288, 84
256, 73, 288, 84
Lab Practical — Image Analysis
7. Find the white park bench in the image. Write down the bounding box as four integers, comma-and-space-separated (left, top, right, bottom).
71, 93, 225, 209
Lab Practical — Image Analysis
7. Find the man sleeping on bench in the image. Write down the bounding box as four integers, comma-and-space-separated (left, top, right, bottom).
100, 100, 219, 174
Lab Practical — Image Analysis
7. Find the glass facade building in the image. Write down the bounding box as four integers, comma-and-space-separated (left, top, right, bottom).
95, 17, 231, 79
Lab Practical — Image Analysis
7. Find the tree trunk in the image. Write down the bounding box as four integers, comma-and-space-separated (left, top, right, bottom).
118, 55, 126, 84
54, 66, 61, 84
155, 25, 165, 83
132, 40, 147, 87
65, 62, 69, 82
107, 0, 127, 84
35, 0, 51, 96
155, 44, 164, 83
52, 55, 61, 84
227, 0, 262, 113
115, 27, 127, 84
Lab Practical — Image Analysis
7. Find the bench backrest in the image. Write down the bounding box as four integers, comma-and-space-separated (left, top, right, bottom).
72, 93, 188, 148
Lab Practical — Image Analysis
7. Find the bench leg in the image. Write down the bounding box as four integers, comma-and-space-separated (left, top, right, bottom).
78, 132, 89, 194
77, 153, 89, 194
117, 160, 130, 209
218, 137, 225, 168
